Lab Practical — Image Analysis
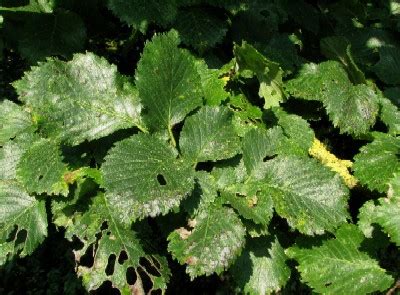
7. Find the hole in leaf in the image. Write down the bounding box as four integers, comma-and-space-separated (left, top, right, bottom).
235, 192, 246, 198
118, 250, 128, 265
79, 244, 95, 267
15, 229, 27, 246
325, 282, 332, 287
71, 236, 84, 251
6, 225, 18, 242
38, 175, 44, 180
137, 266, 153, 292
150, 256, 161, 269
263, 155, 276, 162
126, 267, 138, 285
105, 254, 116, 275
195, 161, 213, 172
100, 221, 109, 231
96, 281, 120, 295
156, 174, 167, 186
139, 257, 161, 277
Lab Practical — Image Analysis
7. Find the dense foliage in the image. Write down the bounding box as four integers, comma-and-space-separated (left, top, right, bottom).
0, 0, 399, 294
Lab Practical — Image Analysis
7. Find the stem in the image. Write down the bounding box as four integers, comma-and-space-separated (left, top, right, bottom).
168, 125, 177, 147
136, 123, 149, 134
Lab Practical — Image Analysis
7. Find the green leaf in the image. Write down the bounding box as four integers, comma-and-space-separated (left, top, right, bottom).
231, 237, 291, 294
242, 128, 277, 176
285, 61, 348, 101
280, 0, 320, 34
173, 7, 228, 52
228, 93, 263, 137
135, 30, 203, 135
286, 61, 379, 135
273, 108, 314, 156
353, 135, 400, 192
358, 197, 400, 247
320, 36, 366, 84
182, 171, 218, 216
373, 46, 400, 85
62, 193, 170, 294
168, 203, 246, 279
0, 133, 40, 181
107, 0, 177, 32
0, 100, 35, 145
221, 181, 274, 226
379, 95, 400, 135
3, 10, 86, 62
0, 181, 47, 264
324, 83, 379, 135
389, 173, 400, 197
0, 0, 55, 13
263, 156, 349, 235
234, 42, 286, 109
16, 138, 69, 196
287, 224, 394, 294
14, 53, 144, 145
260, 33, 306, 75
102, 133, 194, 224
179, 106, 241, 162
195, 60, 228, 106
384, 87, 400, 107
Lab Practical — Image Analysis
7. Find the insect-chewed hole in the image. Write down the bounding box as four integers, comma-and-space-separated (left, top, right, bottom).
156, 174, 167, 186
100, 221, 109, 231
139, 257, 161, 277
38, 175, 44, 180
79, 244, 95, 267
137, 266, 153, 292
105, 254, 116, 275
118, 250, 128, 265
150, 256, 161, 269
6, 225, 18, 242
263, 155, 276, 162
15, 229, 27, 245
126, 267, 138, 285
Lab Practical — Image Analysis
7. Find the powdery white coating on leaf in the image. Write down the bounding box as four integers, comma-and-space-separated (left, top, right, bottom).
60, 193, 170, 294
285, 61, 379, 135
221, 181, 274, 226
0, 134, 39, 181
102, 133, 194, 224
287, 224, 394, 294
0, 100, 35, 145
135, 30, 203, 133
0, 181, 47, 264
231, 237, 291, 295
180, 106, 241, 162
262, 156, 349, 235
16, 138, 69, 196
13, 52, 143, 145
168, 205, 246, 279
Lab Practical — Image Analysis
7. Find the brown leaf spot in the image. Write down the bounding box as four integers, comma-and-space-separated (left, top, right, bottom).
176, 227, 192, 240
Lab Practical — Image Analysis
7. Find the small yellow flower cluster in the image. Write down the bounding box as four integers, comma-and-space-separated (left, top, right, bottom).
309, 138, 358, 189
